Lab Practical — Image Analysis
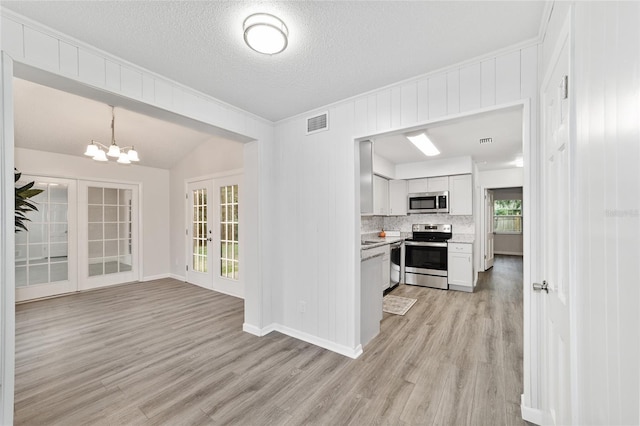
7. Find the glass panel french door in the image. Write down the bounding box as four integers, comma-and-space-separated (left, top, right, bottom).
186, 180, 213, 288
213, 175, 243, 298
15, 176, 78, 302
79, 181, 139, 290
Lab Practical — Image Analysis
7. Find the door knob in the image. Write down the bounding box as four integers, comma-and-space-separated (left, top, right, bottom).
533, 280, 549, 293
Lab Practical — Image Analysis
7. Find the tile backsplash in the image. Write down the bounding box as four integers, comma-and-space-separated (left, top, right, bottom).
361, 214, 474, 235
360, 216, 384, 234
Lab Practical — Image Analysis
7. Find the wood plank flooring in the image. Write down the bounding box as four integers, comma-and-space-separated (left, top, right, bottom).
14, 255, 524, 425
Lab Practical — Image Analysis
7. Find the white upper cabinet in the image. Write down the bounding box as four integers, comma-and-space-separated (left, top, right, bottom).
373, 175, 389, 216
388, 180, 408, 216
407, 176, 449, 193
449, 174, 473, 216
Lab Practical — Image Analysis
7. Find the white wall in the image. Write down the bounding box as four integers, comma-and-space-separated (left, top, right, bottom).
169, 138, 244, 279
15, 147, 171, 279
478, 167, 524, 188
272, 43, 538, 356
570, 2, 640, 424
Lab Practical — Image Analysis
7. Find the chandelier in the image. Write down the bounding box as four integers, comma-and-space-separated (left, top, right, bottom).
84, 106, 140, 164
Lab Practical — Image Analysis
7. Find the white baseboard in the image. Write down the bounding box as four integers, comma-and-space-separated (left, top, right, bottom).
494, 251, 524, 256
243, 322, 276, 336
142, 273, 170, 282
275, 324, 363, 359
242, 322, 363, 359
169, 273, 186, 281
521, 394, 544, 425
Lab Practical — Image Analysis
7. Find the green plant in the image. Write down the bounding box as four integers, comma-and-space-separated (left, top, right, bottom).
15, 169, 43, 233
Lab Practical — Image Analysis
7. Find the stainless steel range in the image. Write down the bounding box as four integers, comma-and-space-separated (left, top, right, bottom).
404, 224, 452, 290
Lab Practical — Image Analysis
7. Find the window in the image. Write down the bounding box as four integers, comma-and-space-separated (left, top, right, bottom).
220, 184, 239, 280
494, 199, 522, 234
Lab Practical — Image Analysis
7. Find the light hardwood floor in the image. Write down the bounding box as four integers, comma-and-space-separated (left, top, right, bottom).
15, 255, 524, 425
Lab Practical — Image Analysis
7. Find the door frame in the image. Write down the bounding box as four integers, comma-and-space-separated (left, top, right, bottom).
184, 169, 244, 297
15, 175, 79, 301
77, 180, 141, 291
0, 51, 16, 426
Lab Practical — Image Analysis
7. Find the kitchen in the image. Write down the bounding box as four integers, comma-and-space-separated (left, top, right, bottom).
359, 105, 524, 347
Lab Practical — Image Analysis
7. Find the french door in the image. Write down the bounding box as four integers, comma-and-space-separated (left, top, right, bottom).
186, 180, 213, 288
186, 175, 242, 298
78, 181, 139, 291
15, 176, 77, 302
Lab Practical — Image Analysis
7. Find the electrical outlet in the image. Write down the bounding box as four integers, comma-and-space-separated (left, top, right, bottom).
298, 301, 306, 313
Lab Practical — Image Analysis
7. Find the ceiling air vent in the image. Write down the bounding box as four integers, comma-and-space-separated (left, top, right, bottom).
306, 111, 329, 135
479, 137, 493, 145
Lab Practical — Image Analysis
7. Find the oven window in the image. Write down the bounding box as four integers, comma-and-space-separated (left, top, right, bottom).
405, 245, 447, 270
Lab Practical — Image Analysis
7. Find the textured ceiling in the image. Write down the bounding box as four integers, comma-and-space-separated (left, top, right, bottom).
1, 1, 546, 122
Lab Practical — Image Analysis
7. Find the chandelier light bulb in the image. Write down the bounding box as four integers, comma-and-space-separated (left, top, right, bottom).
93, 150, 108, 162
127, 148, 140, 162
84, 142, 99, 157
117, 152, 131, 164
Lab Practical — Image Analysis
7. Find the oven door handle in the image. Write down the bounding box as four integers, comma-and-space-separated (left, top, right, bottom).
404, 241, 447, 248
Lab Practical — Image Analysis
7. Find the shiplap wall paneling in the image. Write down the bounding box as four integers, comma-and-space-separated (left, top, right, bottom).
78, 50, 105, 87
459, 63, 482, 112
376, 89, 391, 132
390, 87, 401, 128
447, 70, 460, 115
416, 79, 429, 122
367, 94, 377, 134
120, 67, 142, 100
400, 82, 417, 127
142, 74, 155, 103
58, 42, 78, 77
23, 27, 58, 71
428, 74, 448, 120
495, 51, 521, 104
1, 17, 24, 59
105, 60, 120, 91
171, 86, 184, 114
154, 79, 173, 109
335, 102, 356, 347
354, 97, 368, 136
480, 58, 496, 107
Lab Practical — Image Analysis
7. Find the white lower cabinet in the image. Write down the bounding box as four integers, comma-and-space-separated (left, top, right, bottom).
448, 243, 473, 292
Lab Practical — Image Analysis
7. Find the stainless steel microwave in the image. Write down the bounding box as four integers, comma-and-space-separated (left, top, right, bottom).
407, 191, 449, 214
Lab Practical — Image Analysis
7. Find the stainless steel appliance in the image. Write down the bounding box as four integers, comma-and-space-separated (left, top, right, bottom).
404, 224, 452, 290
389, 241, 402, 291
407, 191, 449, 214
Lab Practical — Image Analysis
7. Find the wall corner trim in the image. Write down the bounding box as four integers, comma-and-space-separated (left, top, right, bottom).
521, 394, 545, 425
243, 322, 276, 337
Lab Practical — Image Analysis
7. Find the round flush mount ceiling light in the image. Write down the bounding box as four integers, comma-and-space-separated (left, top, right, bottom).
243, 13, 288, 55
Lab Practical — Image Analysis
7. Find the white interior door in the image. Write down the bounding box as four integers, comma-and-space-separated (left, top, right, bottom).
186, 180, 213, 289
213, 175, 243, 298
15, 176, 77, 301
484, 189, 495, 270
539, 14, 573, 425
78, 181, 139, 290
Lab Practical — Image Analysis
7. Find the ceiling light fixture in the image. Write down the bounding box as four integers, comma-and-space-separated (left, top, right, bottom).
84, 106, 140, 164
406, 133, 440, 157
243, 13, 288, 55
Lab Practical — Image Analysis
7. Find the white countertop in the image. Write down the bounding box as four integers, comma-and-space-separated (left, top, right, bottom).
449, 234, 475, 243
360, 236, 405, 250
